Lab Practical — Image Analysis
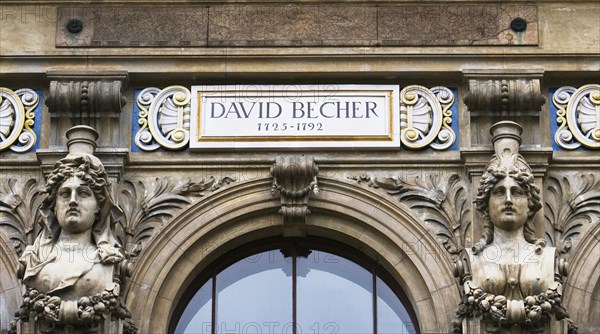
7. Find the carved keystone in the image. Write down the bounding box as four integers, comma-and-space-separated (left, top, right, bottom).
270, 156, 319, 237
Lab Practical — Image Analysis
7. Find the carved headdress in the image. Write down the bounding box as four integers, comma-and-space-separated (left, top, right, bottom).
472, 121, 543, 254
19, 126, 124, 287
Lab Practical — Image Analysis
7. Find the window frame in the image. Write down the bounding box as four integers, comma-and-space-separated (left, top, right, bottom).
169, 237, 420, 334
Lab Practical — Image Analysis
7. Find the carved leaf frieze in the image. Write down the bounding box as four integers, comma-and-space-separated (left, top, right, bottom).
544, 173, 600, 254
0, 178, 43, 256
118, 176, 236, 257
348, 173, 471, 256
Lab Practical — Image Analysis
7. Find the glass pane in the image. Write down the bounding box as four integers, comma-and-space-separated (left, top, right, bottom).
297, 250, 373, 334
216, 250, 293, 333
175, 278, 212, 334
376, 276, 416, 334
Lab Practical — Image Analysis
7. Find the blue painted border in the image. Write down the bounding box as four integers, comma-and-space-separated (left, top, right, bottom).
31, 89, 43, 152
448, 87, 460, 151
131, 89, 191, 153
399, 87, 459, 151
131, 89, 142, 152
549, 87, 592, 151
132, 87, 460, 152
549, 88, 561, 151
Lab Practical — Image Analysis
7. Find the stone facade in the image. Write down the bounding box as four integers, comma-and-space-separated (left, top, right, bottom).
1, 1, 599, 333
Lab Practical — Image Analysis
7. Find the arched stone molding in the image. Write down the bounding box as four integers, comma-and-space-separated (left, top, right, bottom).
562, 222, 600, 333
125, 177, 458, 333
0, 237, 21, 330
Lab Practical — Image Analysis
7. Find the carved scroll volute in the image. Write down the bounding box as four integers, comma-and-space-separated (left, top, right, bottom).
270, 156, 319, 237
464, 78, 545, 114
46, 77, 127, 115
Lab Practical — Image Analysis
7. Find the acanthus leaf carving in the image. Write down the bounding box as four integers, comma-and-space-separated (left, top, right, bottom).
348, 173, 471, 256
544, 173, 600, 254
118, 175, 236, 257
0, 178, 43, 256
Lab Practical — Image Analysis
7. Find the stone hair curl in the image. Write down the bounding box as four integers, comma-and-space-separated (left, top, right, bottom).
41, 156, 109, 221
471, 163, 544, 255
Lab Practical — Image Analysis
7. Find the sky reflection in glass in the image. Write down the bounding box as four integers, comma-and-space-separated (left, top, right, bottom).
175, 248, 415, 333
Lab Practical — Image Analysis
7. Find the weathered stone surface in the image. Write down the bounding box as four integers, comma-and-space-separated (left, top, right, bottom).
56, 3, 537, 48
209, 4, 377, 46
453, 122, 577, 333
56, 7, 209, 47
378, 4, 538, 46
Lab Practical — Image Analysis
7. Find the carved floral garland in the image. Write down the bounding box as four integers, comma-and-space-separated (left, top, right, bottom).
456, 280, 577, 333
9, 286, 137, 334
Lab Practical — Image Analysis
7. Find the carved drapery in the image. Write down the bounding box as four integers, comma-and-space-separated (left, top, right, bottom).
270, 156, 319, 237
553, 84, 600, 149
0, 87, 39, 152
134, 86, 191, 151
400, 85, 456, 150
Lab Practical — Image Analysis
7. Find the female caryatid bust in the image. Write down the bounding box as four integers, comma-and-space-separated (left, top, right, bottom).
453, 122, 576, 333
12, 126, 133, 331
19, 154, 123, 298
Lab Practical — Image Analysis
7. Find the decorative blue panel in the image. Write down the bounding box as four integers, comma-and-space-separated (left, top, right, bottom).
551, 85, 600, 150
400, 86, 459, 151
0, 88, 42, 153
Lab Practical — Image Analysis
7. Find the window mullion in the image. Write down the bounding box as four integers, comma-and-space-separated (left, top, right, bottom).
292, 254, 297, 334
373, 267, 378, 334
211, 273, 217, 334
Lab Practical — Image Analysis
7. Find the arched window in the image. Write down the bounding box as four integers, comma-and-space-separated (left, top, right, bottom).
172, 239, 418, 334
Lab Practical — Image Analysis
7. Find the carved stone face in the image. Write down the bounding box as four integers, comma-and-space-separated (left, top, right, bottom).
488, 177, 529, 231
54, 176, 98, 234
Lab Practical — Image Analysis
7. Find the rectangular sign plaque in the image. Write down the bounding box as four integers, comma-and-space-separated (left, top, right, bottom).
190, 85, 400, 149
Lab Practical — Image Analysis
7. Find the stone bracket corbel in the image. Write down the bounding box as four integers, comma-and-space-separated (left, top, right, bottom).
44, 71, 128, 148
270, 156, 319, 237
463, 70, 545, 115
46, 71, 128, 115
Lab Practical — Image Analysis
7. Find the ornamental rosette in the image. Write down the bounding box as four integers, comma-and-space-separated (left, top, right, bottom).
0, 87, 39, 153
400, 85, 456, 150
134, 86, 191, 151
553, 84, 600, 149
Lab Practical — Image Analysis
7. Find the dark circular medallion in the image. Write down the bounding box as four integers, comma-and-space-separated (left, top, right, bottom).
66, 19, 83, 34
510, 18, 527, 32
